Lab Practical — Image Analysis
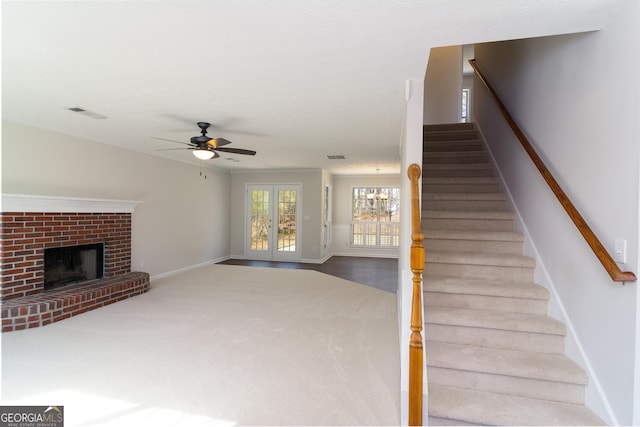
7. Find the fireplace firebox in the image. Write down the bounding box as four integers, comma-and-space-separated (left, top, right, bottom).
44, 243, 104, 290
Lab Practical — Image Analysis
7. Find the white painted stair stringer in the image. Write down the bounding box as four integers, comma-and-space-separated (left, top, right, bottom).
475, 123, 618, 426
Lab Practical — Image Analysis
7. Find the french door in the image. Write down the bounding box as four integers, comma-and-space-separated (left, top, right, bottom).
246, 184, 301, 261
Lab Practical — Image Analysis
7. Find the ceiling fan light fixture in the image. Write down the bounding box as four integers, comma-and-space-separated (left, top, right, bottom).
193, 148, 215, 160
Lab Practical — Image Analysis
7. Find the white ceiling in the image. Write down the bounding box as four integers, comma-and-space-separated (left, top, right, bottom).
2, 1, 621, 174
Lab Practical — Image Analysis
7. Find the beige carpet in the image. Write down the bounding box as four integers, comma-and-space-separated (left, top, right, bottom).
1, 265, 400, 426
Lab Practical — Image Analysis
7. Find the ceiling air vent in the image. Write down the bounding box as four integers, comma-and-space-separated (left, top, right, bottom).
67, 106, 107, 119
326, 155, 346, 160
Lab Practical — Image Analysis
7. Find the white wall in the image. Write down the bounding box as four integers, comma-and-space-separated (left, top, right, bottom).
2, 120, 231, 279
423, 45, 462, 125
399, 78, 427, 425
229, 169, 323, 262
331, 174, 401, 258
473, 2, 640, 423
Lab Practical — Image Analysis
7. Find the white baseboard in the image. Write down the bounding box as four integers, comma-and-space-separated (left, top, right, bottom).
301, 254, 332, 264
150, 256, 229, 282
331, 250, 399, 259
228, 253, 396, 263
477, 125, 616, 425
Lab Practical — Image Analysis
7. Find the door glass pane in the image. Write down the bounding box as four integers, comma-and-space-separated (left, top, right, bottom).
277, 189, 297, 252
251, 190, 270, 251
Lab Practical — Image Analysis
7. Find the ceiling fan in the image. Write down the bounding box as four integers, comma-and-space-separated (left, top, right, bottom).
154, 122, 257, 160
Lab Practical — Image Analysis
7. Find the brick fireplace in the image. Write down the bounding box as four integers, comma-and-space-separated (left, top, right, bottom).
1, 194, 150, 332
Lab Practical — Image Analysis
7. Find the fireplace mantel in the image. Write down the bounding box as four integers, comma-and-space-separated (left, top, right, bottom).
2, 194, 144, 213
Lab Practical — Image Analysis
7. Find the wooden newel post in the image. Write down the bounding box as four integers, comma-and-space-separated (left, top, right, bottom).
407, 163, 424, 426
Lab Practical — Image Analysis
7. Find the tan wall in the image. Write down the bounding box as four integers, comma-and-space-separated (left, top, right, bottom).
229, 169, 323, 262
423, 45, 462, 124
2, 120, 231, 279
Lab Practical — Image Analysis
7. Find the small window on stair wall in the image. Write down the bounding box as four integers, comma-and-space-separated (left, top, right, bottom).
352, 187, 400, 247
461, 88, 470, 123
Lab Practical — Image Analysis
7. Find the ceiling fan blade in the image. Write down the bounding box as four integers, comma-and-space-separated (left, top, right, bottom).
207, 137, 232, 148
215, 147, 257, 156
152, 137, 191, 146
208, 124, 267, 137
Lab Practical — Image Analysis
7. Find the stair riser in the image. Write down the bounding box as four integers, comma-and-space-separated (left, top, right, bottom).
423, 218, 515, 232
428, 383, 605, 426
424, 152, 488, 164
423, 168, 494, 178
427, 367, 585, 405
424, 141, 484, 152
424, 123, 476, 132
423, 183, 500, 193
425, 292, 547, 315
423, 200, 507, 211
425, 238, 523, 255
426, 262, 534, 281
425, 324, 565, 354
424, 130, 479, 141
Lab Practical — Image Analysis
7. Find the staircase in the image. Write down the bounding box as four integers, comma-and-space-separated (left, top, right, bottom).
422, 123, 605, 426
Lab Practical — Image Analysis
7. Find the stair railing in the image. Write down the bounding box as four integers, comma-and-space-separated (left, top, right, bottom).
469, 59, 636, 283
407, 163, 424, 425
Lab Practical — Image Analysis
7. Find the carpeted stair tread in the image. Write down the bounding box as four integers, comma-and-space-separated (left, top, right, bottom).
424, 192, 506, 201
423, 177, 501, 193
423, 151, 488, 164
426, 251, 536, 269
425, 163, 493, 171
426, 341, 587, 385
423, 177, 500, 185
424, 129, 479, 141
423, 210, 514, 221
424, 229, 525, 255
422, 210, 516, 232
424, 276, 549, 300
426, 306, 566, 336
428, 384, 605, 426
424, 229, 523, 243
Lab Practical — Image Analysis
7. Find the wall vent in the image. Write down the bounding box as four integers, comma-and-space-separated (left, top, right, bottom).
326, 155, 346, 160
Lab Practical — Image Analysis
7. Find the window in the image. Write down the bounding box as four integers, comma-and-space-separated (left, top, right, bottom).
461, 88, 470, 123
352, 187, 400, 247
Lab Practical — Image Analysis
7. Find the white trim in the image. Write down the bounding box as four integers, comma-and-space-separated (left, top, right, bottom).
331, 250, 399, 259
2, 193, 144, 213
231, 168, 322, 174
149, 256, 228, 282
477, 125, 617, 426
300, 255, 331, 264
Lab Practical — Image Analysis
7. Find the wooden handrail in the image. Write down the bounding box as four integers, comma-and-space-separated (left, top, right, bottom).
407, 163, 424, 425
469, 59, 636, 283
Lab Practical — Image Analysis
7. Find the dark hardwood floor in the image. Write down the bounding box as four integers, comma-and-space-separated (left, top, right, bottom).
218, 256, 398, 293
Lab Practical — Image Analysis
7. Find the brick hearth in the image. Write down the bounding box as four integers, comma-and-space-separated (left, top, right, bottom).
1, 272, 149, 332
1, 196, 149, 332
